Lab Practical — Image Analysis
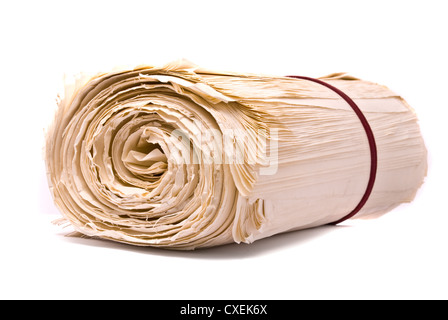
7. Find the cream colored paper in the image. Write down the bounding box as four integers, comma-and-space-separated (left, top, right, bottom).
45, 60, 427, 249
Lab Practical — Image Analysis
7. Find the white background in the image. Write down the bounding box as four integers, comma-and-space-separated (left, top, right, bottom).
0, 0, 447, 300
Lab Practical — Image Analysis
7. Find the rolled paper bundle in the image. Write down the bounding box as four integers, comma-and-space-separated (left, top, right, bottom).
45, 60, 427, 249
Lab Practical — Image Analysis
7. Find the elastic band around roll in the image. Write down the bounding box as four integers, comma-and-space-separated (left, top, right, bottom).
286, 75, 378, 225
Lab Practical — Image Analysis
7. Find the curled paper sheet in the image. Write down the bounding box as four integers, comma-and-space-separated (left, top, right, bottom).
45, 60, 427, 249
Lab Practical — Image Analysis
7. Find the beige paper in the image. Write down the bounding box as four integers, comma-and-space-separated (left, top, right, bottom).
45, 60, 427, 249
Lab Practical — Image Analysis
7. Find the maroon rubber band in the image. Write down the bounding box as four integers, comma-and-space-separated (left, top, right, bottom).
286, 75, 378, 225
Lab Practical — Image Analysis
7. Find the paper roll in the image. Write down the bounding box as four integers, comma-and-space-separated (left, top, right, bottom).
45, 60, 427, 249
